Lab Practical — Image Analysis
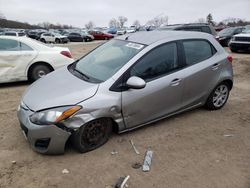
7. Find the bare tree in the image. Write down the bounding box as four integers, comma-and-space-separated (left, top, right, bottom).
133, 20, 141, 29
196, 18, 206, 23
147, 15, 168, 27
109, 18, 120, 28
85, 21, 94, 30
118, 16, 128, 28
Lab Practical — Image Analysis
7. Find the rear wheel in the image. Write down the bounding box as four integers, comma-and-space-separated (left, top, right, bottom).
40, 38, 46, 43
72, 118, 112, 153
55, 38, 61, 43
205, 82, 230, 110
28, 64, 52, 82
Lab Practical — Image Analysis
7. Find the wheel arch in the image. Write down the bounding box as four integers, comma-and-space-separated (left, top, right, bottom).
220, 79, 233, 90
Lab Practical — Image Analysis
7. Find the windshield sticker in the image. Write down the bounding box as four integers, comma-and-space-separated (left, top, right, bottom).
126, 43, 144, 50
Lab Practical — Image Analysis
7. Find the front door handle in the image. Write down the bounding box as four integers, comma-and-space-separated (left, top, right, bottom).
170, 78, 182, 86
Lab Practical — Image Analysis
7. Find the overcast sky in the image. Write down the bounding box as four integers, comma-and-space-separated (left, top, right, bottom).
0, 0, 250, 27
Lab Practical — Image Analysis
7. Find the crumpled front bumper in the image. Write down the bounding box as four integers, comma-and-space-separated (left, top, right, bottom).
17, 104, 71, 155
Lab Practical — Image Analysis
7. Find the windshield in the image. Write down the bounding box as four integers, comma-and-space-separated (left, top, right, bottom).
74, 40, 145, 82
218, 28, 235, 35
242, 28, 250, 33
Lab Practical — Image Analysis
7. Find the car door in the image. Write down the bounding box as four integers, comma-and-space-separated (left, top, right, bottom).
0, 39, 37, 82
180, 39, 221, 108
121, 42, 185, 128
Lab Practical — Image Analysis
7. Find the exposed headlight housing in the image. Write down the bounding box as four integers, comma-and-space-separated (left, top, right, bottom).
231, 36, 236, 41
30, 106, 81, 125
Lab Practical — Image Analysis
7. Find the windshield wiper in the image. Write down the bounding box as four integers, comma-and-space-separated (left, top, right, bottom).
74, 68, 90, 80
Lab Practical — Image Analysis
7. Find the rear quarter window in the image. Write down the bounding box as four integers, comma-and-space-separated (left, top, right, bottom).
183, 40, 216, 65
201, 26, 212, 34
0, 39, 20, 51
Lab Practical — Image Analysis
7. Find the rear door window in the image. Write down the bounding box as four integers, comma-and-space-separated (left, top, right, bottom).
0, 39, 20, 51
182, 40, 216, 66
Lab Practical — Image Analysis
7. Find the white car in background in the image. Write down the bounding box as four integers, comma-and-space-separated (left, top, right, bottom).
40, 33, 69, 43
0, 36, 74, 83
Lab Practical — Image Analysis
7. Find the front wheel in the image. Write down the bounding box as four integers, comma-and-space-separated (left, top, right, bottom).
205, 82, 230, 110
72, 118, 112, 153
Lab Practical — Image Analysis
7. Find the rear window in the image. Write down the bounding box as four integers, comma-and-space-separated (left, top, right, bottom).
4, 32, 16, 36
183, 40, 216, 65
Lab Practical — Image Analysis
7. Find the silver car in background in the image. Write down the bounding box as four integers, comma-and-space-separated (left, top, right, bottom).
17, 31, 233, 154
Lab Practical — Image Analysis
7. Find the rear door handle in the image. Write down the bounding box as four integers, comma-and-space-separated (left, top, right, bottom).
212, 63, 220, 70
170, 78, 182, 86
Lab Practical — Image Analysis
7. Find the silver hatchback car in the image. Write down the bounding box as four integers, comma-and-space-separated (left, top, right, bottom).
17, 31, 233, 154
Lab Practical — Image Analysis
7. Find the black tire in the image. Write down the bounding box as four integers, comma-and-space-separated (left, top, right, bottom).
40, 38, 46, 43
29, 64, 52, 82
205, 82, 230, 110
72, 118, 112, 153
84, 38, 88, 42
55, 38, 61, 43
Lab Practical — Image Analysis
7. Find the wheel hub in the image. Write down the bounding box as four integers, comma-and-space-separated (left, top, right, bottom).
213, 85, 229, 108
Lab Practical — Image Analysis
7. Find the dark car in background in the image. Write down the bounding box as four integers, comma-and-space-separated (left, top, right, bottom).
28, 31, 39, 39
218, 27, 244, 46
28, 31, 46, 40
81, 31, 94, 42
158, 23, 217, 36
67, 32, 84, 42
88, 30, 114, 40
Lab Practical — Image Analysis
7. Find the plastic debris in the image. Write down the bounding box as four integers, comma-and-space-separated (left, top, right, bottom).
142, 150, 153, 172
130, 140, 140, 155
132, 162, 142, 169
111, 150, 118, 155
62, 169, 69, 174
115, 175, 130, 188
224, 134, 234, 137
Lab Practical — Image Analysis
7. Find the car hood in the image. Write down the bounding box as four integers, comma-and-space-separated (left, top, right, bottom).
234, 33, 250, 37
218, 34, 231, 38
22, 67, 99, 111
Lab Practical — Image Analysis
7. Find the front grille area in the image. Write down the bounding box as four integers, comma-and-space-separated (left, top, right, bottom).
235, 37, 250, 42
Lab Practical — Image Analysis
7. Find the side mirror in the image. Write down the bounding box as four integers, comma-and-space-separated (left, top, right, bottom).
126, 76, 146, 89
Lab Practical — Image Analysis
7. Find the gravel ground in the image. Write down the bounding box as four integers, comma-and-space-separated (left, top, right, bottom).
0, 42, 250, 188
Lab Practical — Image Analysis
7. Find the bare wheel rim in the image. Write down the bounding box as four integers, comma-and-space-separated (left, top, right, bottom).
212, 84, 229, 108
37, 70, 46, 78
82, 120, 107, 147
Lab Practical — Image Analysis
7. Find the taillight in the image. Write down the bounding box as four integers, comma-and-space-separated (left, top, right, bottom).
60, 51, 72, 58
227, 55, 233, 63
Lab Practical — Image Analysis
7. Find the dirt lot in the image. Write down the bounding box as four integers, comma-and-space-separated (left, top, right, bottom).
0, 42, 250, 188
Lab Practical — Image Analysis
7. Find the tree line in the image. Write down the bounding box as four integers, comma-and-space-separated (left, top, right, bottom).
0, 11, 249, 30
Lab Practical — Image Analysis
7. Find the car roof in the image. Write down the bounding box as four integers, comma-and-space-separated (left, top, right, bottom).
116, 31, 212, 45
